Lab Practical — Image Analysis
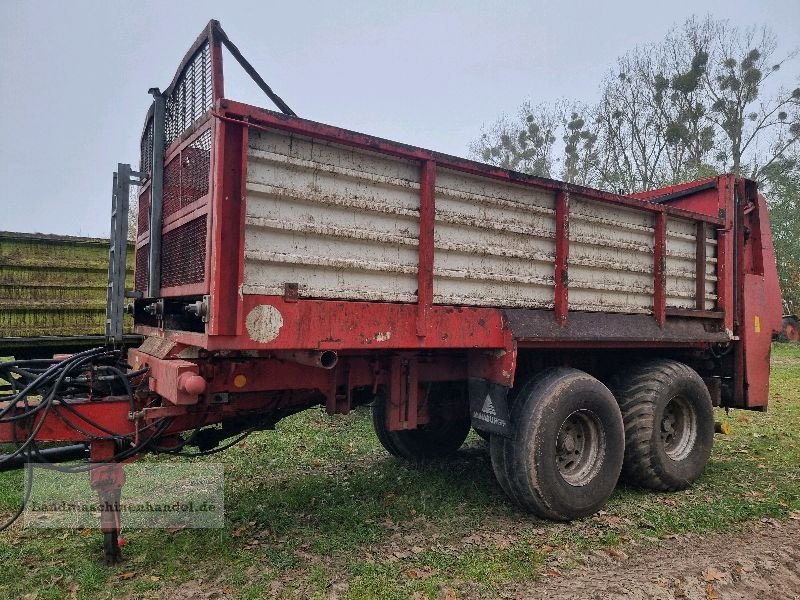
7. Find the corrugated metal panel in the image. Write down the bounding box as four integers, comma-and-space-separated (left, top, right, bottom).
244, 130, 421, 301
433, 169, 555, 308
0, 232, 133, 337
665, 217, 718, 311
242, 128, 719, 315
569, 197, 655, 313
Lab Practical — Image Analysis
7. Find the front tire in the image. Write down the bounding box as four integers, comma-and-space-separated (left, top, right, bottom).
490, 368, 625, 521
611, 359, 714, 491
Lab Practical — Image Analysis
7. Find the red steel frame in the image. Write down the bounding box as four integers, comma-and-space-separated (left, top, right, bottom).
128, 20, 781, 415
136, 96, 726, 351
3, 19, 783, 459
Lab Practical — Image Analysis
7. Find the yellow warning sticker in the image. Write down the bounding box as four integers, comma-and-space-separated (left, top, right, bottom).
754, 315, 761, 333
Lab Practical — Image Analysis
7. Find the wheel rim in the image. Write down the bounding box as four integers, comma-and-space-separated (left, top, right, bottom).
661, 395, 697, 460
555, 409, 605, 486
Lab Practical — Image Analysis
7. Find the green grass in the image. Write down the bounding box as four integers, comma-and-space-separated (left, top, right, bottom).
1, 344, 799, 599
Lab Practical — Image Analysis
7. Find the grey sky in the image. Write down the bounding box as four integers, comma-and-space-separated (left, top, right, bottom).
1, 0, 798, 237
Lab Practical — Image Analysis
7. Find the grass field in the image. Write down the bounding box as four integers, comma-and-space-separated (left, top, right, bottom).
0, 345, 798, 599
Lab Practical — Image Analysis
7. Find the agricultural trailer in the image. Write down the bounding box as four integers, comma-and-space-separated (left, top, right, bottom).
0, 231, 140, 359
0, 20, 784, 563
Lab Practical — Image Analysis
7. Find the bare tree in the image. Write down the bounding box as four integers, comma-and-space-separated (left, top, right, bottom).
472, 17, 799, 193
691, 18, 800, 179
562, 106, 600, 186
471, 101, 559, 177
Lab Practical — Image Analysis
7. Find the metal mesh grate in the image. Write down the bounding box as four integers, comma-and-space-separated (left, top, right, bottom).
138, 187, 151, 235
135, 244, 150, 292
165, 42, 212, 148
162, 155, 183, 218
181, 129, 212, 206
160, 216, 207, 287
140, 116, 155, 176
161, 129, 212, 218
139, 41, 211, 182
164, 129, 211, 217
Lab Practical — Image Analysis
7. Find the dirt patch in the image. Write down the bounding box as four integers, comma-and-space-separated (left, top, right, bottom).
514, 517, 800, 599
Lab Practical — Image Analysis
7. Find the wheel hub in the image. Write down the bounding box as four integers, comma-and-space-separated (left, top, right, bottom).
556, 409, 605, 486
661, 395, 697, 460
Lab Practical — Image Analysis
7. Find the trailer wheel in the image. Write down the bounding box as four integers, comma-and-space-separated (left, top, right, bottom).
371, 391, 471, 461
781, 316, 800, 343
611, 359, 714, 491
490, 368, 624, 521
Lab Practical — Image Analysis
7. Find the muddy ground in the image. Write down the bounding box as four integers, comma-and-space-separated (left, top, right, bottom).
515, 517, 800, 600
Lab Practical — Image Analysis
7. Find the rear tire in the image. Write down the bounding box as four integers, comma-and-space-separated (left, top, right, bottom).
611, 359, 714, 491
490, 368, 625, 521
371, 387, 471, 461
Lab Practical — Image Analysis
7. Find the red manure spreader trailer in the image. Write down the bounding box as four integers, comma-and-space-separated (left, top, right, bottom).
0, 21, 784, 562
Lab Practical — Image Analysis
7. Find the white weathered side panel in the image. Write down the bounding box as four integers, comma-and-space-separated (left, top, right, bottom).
705, 227, 718, 311
665, 217, 719, 310
243, 128, 719, 313
244, 130, 420, 300
433, 169, 556, 308
568, 197, 655, 313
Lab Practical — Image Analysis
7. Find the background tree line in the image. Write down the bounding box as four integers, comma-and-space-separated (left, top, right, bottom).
472, 16, 800, 311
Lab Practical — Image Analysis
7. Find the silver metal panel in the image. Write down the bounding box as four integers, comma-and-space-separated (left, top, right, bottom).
242, 128, 720, 314
665, 217, 718, 310
244, 130, 421, 301
433, 169, 555, 308
569, 197, 655, 313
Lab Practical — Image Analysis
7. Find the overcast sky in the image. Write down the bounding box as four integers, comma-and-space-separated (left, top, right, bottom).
1, 0, 798, 237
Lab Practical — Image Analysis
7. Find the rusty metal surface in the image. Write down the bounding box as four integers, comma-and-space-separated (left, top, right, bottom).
505, 309, 729, 344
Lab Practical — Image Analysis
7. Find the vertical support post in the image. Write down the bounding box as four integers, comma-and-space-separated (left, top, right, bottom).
416, 160, 436, 337
653, 211, 667, 328
89, 440, 126, 565
553, 190, 570, 326
387, 356, 418, 431
716, 175, 734, 334
209, 22, 225, 102
147, 91, 166, 297
695, 221, 707, 311
106, 165, 131, 343
208, 119, 245, 336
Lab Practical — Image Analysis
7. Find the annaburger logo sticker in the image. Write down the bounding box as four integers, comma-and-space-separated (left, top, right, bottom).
481, 396, 497, 416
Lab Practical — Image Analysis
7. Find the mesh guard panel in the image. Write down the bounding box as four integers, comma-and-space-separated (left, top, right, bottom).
135, 244, 150, 293
161, 216, 207, 288
140, 116, 154, 177
181, 130, 212, 207
162, 156, 182, 218
165, 42, 212, 148
162, 129, 212, 219
138, 188, 150, 235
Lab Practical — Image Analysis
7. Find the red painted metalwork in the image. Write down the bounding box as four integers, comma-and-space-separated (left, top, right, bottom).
653, 211, 667, 328
208, 117, 245, 335
738, 191, 783, 408
209, 22, 225, 102
695, 221, 707, 311
553, 191, 570, 326
416, 160, 436, 337
387, 355, 419, 431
